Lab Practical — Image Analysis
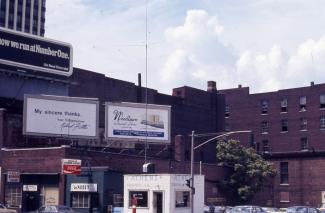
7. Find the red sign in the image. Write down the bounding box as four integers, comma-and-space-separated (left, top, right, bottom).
62, 159, 81, 174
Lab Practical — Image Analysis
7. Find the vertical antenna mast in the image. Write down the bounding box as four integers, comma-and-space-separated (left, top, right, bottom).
144, 0, 148, 164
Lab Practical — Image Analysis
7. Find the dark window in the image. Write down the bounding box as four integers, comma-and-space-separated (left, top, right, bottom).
281, 119, 288, 132
261, 100, 268, 114
321, 116, 325, 129
225, 122, 230, 132
280, 162, 289, 184
281, 98, 288, 112
261, 121, 268, 133
300, 137, 308, 151
262, 140, 270, 152
300, 96, 306, 111
225, 105, 230, 118
129, 191, 148, 208
175, 191, 190, 208
300, 118, 307, 131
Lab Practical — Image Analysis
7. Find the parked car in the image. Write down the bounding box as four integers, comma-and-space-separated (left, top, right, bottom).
231, 206, 267, 213
27, 205, 79, 213
204, 206, 232, 213
286, 206, 321, 213
262, 207, 282, 213
0, 204, 17, 213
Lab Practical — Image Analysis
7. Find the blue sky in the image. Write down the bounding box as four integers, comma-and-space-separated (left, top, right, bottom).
46, 0, 325, 94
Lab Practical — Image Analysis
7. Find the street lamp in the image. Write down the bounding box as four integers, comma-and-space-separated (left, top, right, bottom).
189, 130, 252, 213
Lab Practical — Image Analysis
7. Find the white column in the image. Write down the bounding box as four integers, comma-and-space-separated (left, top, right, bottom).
13, 0, 17, 30
29, 0, 33, 33
22, 0, 26, 32
37, 0, 41, 35
5, 0, 9, 28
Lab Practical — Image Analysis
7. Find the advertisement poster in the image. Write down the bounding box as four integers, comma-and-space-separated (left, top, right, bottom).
0, 28, 73, 76
62, 159, 81, 175
23, 95, 99, 138
105, 102, 171, 143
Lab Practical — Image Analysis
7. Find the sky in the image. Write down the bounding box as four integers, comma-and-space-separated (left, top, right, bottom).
45, 0, 325, 95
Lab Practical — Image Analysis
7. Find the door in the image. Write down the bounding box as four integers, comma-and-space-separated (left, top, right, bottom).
153, 192, 163, 213
23, 192, 40, 212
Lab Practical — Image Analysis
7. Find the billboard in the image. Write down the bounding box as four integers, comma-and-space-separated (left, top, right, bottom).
23, 95, 99, 138
105, 102, 171, 143
0, 28, 73, 76
62, 159, 81, 175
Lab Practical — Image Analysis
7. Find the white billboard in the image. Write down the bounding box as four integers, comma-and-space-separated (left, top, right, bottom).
105, 102, 171, 143
23, 95, 99, 138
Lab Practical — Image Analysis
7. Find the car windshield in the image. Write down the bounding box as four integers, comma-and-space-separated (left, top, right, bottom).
287, 207, 308, 213
57, 206, 72, 211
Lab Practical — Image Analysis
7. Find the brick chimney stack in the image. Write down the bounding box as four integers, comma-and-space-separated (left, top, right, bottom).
207, 81, 216, 92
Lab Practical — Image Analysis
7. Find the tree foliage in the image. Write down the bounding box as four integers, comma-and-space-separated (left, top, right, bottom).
216, 139, 276, 203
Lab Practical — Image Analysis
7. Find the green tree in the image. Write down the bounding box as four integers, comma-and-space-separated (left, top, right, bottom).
216, 139, 276, 204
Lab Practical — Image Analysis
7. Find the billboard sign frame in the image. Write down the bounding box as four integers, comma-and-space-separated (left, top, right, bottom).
0, 28, 73, 76
23, 94, 99, 139
105, 102, 171, 144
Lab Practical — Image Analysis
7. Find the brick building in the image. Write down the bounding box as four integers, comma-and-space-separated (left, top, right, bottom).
220, 83, 325, 207
0, 67, 228, 212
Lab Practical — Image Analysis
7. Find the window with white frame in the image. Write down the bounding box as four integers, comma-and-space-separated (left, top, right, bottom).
5, 185, 22, 208
281, 98, 288, 113
299, 96, 306, 111
129, 191, 148, 208
261, 121, 269, 133
300, 137, 308, 151
175, 191, 190, 208
320, 95, 325, 109
71, 193, 90, 208
300, 118, 307, 131
280, 162, 289, 184
281, 119, 288, 132
261, 100, 269, 114
262, 140, 270, 152
321, 116, 325, 129
225, 105, 230, 118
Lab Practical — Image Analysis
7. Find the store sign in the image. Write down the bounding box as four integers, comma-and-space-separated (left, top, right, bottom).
105, 102, 171, 143
23, 95, 99, 138
23, 185, 38, 192
7, 171, 20, 183
62, 159, 81, 175
71, 183, 97, 192
0, 28, 73, 76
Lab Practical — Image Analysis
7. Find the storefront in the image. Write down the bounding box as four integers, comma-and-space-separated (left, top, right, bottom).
4, 173, 60, 212
124, 174, 204, 213
65, 167, 123, 213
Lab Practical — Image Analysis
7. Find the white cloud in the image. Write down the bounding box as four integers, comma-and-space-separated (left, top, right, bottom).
161, 9, 237, 91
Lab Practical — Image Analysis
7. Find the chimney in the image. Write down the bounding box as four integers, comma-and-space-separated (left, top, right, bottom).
207, 81, 216, 92
311, 81, 315, 86
238, 84, 242, 88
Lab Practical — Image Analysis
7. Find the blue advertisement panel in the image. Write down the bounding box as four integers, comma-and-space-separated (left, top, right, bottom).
0, 28, 73, 76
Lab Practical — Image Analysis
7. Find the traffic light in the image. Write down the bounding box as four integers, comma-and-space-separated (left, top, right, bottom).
186, 179, 191, 188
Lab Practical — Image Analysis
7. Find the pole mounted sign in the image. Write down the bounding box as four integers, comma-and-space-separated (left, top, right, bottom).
62, 159, 81, 175
0, 28, 73, 76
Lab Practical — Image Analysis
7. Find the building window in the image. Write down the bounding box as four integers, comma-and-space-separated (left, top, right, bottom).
71, 193, 90, 208
300, 137, 308, 151
280, 191, 290, 202
320, 116, 325, 130
300, 118, 307, 131
262, 140, 270, 153
320, 95, 325, 109
261, 121, 269, 133
225, 105, 230, 118
281, 98, 288, 113
281, 119, 288, 132
225, 122, 230, 132
299, 96, 306, 111
5, 185, 22, 208
261, 100, 268, 114
129, 191, 148, 208
113, 194, 123, 207
175, 191, 190, 208
280, 162, 289, 184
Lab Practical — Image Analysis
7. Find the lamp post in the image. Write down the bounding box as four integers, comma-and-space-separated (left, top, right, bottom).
189, 130, 252, 213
